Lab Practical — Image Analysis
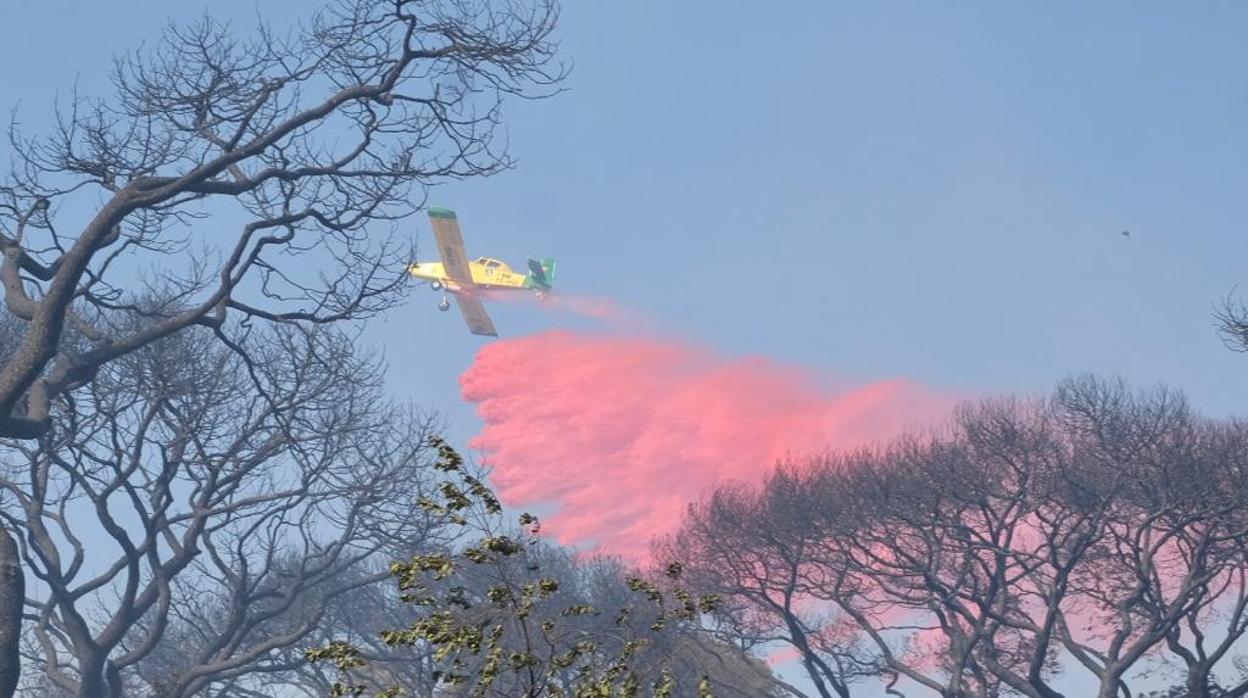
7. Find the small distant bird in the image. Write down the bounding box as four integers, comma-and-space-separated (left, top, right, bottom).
1121, 230, 1131, 238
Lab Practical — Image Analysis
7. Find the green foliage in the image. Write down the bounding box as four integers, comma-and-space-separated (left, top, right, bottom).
309, 437, 721, 697
303, 642, 376, 697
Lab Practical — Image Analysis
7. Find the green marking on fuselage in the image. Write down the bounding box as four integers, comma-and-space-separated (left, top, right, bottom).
427, 207, 457, 219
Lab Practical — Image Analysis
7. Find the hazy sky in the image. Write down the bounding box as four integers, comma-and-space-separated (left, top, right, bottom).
4, 1, 1247, 430
4, 2, 1247, 695
407, 1, 1248, 439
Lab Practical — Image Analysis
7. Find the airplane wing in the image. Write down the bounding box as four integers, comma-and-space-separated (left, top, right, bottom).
454, 294, 498, 337
427, 208, 474, 286
427, 208, 498, 336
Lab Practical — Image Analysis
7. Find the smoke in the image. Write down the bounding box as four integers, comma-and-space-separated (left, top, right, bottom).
460, 330, 949, 560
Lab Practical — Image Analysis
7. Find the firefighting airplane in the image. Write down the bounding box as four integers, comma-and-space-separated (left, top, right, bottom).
408, 208, 556, 337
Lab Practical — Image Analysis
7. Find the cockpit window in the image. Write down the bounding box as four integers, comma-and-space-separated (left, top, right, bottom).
485, 260, 501, 268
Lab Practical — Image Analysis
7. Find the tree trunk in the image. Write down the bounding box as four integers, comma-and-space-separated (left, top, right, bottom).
1096, 672, 1128, 698
1186, 670, 1214, 698
0, 523, 23, 698
783, 614, 836, 698
75, 654, 109, 698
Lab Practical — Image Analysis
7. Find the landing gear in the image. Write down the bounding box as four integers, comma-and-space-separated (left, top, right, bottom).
438, 297, 451, 312
430, 280, 443, 291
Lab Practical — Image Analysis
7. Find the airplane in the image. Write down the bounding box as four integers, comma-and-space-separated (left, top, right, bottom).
408, 207, 556, 337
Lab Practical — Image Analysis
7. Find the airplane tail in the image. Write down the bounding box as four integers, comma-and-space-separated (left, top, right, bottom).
526, 257, 557, 291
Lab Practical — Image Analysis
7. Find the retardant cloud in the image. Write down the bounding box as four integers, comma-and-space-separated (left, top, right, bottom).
461, 330, 949, 560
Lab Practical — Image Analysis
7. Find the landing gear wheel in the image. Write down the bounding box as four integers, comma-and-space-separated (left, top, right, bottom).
430, 280, 443, 291
438, 297, 451, 312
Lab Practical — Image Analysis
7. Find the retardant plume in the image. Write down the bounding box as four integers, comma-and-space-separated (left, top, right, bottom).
461, 330, 950, 560
481, 289, 641, 325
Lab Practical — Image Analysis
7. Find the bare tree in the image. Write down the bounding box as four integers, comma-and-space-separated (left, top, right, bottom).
813, 433, 1051, 698
668, 468, 879, 698
823, 382, 1248, 698
0, 314, 25, 696
0, 0, 564, 440
0, 324, 450, 697
670, 378, 1248, 698
0, 515, 18, 697
127, 563, 445, 697
1053, 379, 1248, 698
1159, 564, 1248, 698
1215, 293, 1248, 354
0, 2, 564, 689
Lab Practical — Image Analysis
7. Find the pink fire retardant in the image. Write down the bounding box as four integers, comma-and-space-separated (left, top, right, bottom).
460, 330, 949, 560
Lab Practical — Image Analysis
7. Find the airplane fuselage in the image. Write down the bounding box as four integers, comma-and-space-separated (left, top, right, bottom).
409, 258, 533, 293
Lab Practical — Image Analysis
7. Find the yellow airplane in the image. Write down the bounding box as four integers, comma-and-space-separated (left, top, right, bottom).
408, 208, 556, 337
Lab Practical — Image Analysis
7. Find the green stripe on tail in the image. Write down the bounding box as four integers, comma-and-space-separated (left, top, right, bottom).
525, 257, 557, 290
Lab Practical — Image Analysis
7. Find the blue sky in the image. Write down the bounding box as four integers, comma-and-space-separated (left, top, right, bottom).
417, 1, 1248, 439
4, 2, 1248, 695
4, 1, 1246, 436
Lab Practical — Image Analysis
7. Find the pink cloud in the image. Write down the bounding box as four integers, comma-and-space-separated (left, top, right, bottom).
460, 330, 950, 560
